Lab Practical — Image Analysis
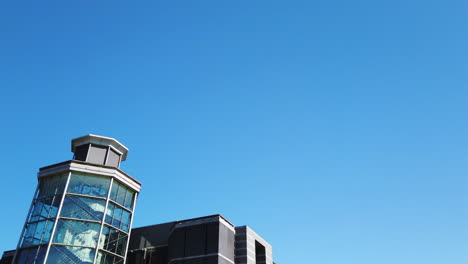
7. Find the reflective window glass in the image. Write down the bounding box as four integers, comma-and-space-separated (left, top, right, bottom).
29, 196, 61, 222
37, 174, 67, 199
68, 172, 110, 198
14, 247, 38, 264
21, 222, 37, 247
121, 210, 131, 232
99, 226, 128, 257
41, 221, 54, 244
21, 220, 54, 247
35, 246, 47, 264
105, 203, 131, 232
124, 190, 134, 209
110, 181, 135, 210
96, 251, 124, 264
16, 246, 47, 264
53, 219, 100, 247
110, 181, 118, 203
105, 203, 114, 225
47, 245, 95, 264
61, 195, 106, 221
113, 207, 123, 228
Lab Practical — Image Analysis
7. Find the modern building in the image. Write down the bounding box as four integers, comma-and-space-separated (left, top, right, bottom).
11, 135, 141, 264
126, 215, 273, 264
1, 135, 275, 264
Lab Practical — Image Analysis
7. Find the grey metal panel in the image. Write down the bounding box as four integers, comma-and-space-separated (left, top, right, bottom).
106, 148, 121, 167
87, 144, 108, 165
219, 223, 235, 262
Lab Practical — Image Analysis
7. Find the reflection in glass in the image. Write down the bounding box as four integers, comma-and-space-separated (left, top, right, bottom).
61, 195, 106, 221
37, 174, 67, 199
21, 220, 54, 247
47, 245, 95, 264
96, 251, 124, 264
68, 172, 110, 198
99, 226, 128, 256
109, 181, 134, 210
53, 219, 100, 247
14, 246, 47, 264
105, 203, 132, 232
29, 196, 61, 222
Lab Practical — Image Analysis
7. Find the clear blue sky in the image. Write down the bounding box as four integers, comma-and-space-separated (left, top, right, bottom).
1, 1, 467, 263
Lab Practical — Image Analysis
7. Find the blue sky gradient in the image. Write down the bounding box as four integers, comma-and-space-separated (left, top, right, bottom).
0, 1, 467, 263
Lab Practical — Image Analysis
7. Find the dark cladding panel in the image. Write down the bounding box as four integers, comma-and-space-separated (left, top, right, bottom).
106, 148, 121, 167
206, 222, 219, 254
169, 228, 186, 259
126, 250, 144, 264
172, 255, 218, 264
150, 246, 168, 264
74, 144, 89, 161
87, 144, 107, 165
185, 225, 207, 256
129, 222, 175, 250
126, 247, 168, 264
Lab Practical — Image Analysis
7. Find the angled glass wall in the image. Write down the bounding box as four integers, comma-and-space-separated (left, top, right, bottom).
14, 171, 137, 264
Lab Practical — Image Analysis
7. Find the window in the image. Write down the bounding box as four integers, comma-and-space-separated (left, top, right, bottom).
67, 173, 111, 198
53, 219, 100, 248
99, 226, 128, 256
61, 195, 106, 221
47, 245, 95, 264
110, 181, 135, 210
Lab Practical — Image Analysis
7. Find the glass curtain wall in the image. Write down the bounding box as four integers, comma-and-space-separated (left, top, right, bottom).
15, 172, 136, 264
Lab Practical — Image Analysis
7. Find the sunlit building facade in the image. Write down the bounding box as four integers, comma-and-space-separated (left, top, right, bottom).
12, 135, 141, 264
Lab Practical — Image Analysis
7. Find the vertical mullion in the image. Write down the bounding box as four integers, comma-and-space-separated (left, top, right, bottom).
123, 192, 138, 262
93, 177, 114, 264
42, 171, 72, 264
104, 146, 110, 166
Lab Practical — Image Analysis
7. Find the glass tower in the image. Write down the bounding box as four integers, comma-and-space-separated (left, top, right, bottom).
13, 135, 141, 264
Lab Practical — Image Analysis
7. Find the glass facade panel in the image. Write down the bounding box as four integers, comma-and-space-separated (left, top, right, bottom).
29, 196, 61, 222
121, 210, 131, 232
68, 173, 111, 198
109, 181, 134, 210
99, 226, 128, 256
96, 251, 124, 264
105, 203, 131, 232
47, 245, 95, 264
14, 246, 47, 264
21, 220, 54, 247
123, 190, 134, 210
37, 174, 67, 199
61, 195, 106, 221
16, 168, 137, 264
53, 219, 101, 247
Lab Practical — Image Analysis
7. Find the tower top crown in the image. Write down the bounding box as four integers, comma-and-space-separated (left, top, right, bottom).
71, 134, 129, 167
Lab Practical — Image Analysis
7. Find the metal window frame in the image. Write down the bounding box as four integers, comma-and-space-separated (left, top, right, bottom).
42, 171, 72, 264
